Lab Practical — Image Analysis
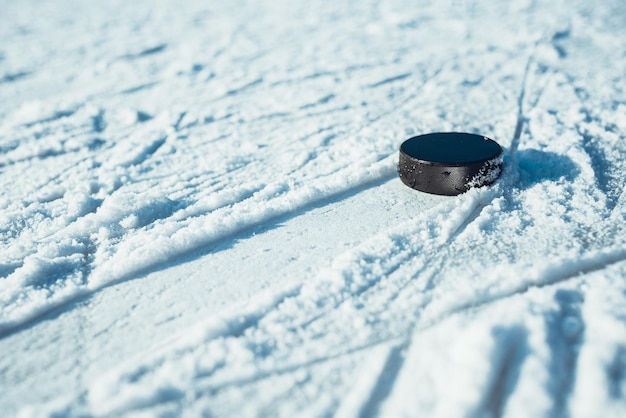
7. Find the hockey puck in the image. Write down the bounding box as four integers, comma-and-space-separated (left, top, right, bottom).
398, 132, 503, 195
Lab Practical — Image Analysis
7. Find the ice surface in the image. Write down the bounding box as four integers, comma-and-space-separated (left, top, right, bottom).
1, 0, 626, 416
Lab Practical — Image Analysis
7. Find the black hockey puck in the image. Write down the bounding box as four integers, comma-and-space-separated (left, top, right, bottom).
398, 132, 503, 196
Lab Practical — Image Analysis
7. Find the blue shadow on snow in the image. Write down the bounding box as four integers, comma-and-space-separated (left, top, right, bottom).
516, 149, 580, 188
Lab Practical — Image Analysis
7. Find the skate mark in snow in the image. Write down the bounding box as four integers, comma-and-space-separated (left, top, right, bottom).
22, 109, 78, 128
120, 82, 159, 95
419, 247, 626, 334
368, 73, 412, 88
0, 71, 31, 84
333, 342, 407, 418
578, 127, 620, 212
299, 93, 336, 110
91, 109, 106, 133
357, 343, 407, 418
191, 338, 405, 400
120, 44, 168, 60
551, 27, 571, 59
545, 289, 584, 417
104, 133, 167, 168
476, 326, 529, 418
225, 77, 264, 97
607, 345, 626, 399
509, 54, 534, 154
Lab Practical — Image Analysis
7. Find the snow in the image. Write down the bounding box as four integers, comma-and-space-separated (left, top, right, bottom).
1, 0, 626, 416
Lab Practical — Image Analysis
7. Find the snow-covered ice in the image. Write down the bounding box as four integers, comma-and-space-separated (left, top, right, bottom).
1, 0, 626, 416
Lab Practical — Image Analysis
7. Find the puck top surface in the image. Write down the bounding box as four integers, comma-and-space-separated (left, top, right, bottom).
400, 132, 502, 165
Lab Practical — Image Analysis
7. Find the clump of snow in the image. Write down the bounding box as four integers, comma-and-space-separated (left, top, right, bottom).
466, 152, 505, 189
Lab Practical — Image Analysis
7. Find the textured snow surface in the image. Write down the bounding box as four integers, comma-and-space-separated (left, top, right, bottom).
1, 0, 626, 416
